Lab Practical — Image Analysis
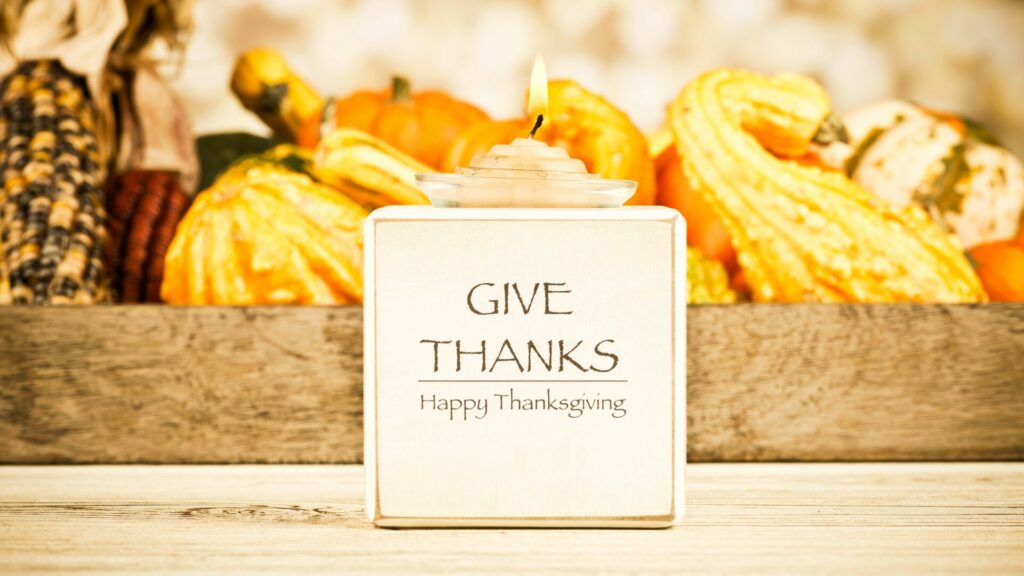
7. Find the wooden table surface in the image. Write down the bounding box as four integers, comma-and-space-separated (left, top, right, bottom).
1, 464, 1021, 574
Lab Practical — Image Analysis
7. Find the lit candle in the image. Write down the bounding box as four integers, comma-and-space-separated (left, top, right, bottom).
527, 55, 547, 138
417, 56, 635, 207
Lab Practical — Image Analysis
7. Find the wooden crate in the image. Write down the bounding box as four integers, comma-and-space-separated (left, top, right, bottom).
1, 304, 1022, 463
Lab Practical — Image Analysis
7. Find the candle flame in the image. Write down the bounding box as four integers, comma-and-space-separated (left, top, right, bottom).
527, 56, 548, 119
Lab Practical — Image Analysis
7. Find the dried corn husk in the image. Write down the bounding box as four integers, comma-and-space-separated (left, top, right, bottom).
114, 64, 198, 194
0, 0, 127, 165
2, 0, 195, 178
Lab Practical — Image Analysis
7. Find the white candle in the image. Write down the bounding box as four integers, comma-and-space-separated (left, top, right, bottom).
418, 56, 634, 208
456, 138, 593, 180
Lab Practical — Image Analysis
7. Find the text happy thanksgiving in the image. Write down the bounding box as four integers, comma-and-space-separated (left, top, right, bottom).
418, 282, 627, 421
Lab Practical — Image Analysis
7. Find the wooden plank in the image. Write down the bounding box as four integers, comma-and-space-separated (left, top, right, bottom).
688, 304, 1024, 461
0, 306, 364, 464
0, 463, 1021, 574
1, 304, 1022, 463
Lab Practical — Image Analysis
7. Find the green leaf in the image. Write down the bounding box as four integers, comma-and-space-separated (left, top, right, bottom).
195, 132, 280, 191
960, 116, 1002, 147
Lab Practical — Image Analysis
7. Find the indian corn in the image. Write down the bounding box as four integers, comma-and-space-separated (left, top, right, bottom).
105, 170, 190, 302
0, 60, 108, 304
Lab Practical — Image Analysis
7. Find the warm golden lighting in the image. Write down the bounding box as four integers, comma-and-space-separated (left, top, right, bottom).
527, 55, 548, 119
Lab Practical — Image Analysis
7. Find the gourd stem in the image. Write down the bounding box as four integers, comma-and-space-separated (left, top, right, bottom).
812, 114, 850, 145
391, 76, 412, 103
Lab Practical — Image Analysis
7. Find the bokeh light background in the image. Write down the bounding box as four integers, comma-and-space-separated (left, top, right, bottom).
170, 0, 1024, 154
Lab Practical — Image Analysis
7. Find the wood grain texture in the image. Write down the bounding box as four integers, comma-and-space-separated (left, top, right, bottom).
0, 463, 1021, 574
1, 304, 1022, 463
0, 306, 363, 464
687, 303, 1024, 461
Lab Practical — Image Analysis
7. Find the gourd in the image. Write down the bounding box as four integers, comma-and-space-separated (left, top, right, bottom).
687, 247, 737, 304
969, 231, 1024, 302
843, 100, 1024, 249
444, 80, 656, 206
230, 48, 489, 170
668, 69, 984, 303
313, 128, 431, 208
317, 76, 490, 169
443, 119, 529, 174
653, 117, 848, 277
161, 147, 367, 305
652, 128, 737, 273
230, 48, 325, 148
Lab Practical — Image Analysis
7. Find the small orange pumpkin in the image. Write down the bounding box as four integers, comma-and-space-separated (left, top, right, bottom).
442, 119, 531, 173
970, 236, 1024, 301
443, 80, 656, 205
302, 77, 490, 170
653, 138, 738, 273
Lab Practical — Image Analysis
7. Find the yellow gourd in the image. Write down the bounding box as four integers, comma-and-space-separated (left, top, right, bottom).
230, 48, 325, 145
668, 69, 985, 303
687, 247, 737, 304
313, 128, 431, 208
162, 148, 367, 305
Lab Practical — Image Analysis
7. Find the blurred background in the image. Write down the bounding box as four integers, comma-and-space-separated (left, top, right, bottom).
170, 0, 1024, 154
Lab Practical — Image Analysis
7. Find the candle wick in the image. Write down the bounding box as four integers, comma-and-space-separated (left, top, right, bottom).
528, 114, 544, 139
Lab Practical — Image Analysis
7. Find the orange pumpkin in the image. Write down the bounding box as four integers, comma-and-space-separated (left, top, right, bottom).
970, 237, 1024, 301
301, 77, 490, 170
653, 139, 738, 272
443, 80, 656, 206
442, 119, 531, 173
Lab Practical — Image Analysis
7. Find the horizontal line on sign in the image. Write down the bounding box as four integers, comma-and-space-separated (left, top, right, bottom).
418, 379, 628, 383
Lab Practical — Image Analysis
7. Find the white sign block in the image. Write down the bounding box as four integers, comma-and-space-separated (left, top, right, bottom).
364, 206, 685, 527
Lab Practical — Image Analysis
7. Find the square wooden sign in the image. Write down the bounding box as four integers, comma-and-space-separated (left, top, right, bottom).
364, 206, 686, 527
